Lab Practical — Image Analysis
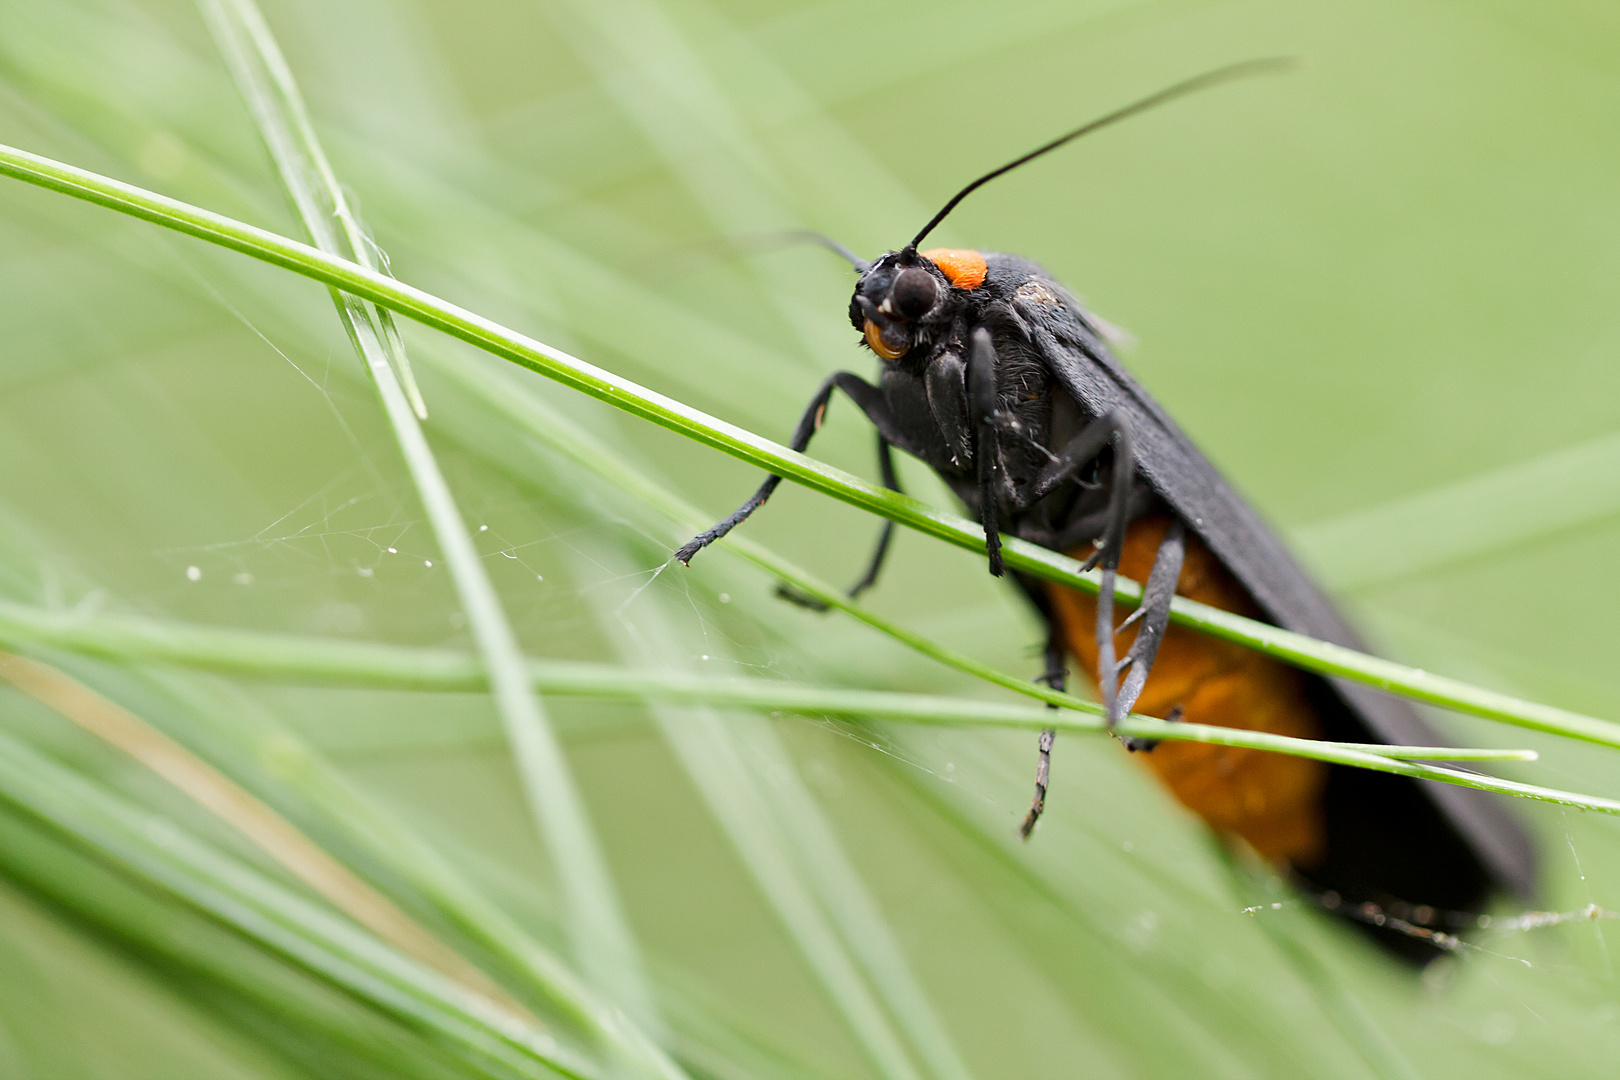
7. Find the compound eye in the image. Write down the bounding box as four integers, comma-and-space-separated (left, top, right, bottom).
890, 268, 939, 319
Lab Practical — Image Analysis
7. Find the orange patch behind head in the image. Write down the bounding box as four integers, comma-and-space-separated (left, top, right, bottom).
921, 248, 988, 290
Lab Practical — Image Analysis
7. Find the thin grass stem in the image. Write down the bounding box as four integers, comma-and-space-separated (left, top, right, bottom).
197, 4, 673, 1072
0, 140, 1614, 755
8, 607, 1608, 816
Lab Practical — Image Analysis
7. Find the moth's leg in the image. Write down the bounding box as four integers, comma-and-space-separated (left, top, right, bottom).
967, 329, 1008, 575
1087, 415, 1136, 729
1125, 704, 1184, 755
1019, 617, 1067, 840
924, 351, 972, 467
985, 391, 1137, 722
845, 436, 900, 598
1007, 402, 1140, 724
1018, 730, 1057, 840
1114, 519, 1187, 748
1020, 406, 1133, 511
1046, 486, 1156, 553
778, 434, 900, 609
966, 330, 1131, 576
676, 373, 903, 565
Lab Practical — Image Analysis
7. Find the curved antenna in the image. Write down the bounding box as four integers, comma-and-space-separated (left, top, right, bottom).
783, 229, 870, 272
729, 228, 869, 271
905, 57, 1296, 252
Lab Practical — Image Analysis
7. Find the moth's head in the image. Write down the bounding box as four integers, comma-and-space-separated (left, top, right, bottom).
848, 248, 986, 361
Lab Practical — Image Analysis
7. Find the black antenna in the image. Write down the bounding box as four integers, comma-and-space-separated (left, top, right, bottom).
905, 57, 1296, 253
784, 229, 870, 272
730, 229, 869, 271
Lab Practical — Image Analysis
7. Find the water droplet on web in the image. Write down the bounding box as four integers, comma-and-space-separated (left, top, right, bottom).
718, 593, 730, 603
536, 574, 544, 582
700, 655, 710, 661
387, 547, 397, 554
358, 567, 374, 578
185, 566, 201, 582
424, 560, 433, 568
479, 524, 488, 531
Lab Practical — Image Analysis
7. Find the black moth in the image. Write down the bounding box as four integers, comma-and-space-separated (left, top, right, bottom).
676, 61, 1534, 961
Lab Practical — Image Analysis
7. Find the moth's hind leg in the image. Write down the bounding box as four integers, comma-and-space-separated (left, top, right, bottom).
1081, 415, 1136, 728
1019, 614, 1067, 840
1015, 517, 1183, 834
778, 434, 901, 609
1115, 519, 1187, 749
1122, 705, 1183, 755
844, 435, 901, 599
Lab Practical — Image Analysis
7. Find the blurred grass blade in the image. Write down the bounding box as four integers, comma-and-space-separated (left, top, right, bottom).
127, 667, 662, 1051
0, 803, 480, 1080
708, 707, 978, 1080
543, 0, 840, 363
199, 0, 671, 1061
0, 140, 1613, 754
0, 724, 600, 1080
197, 0, 426, 418
594, 540, 978, 1080
0, 499, 677, 1061
588, 545, 930, 1080
0, 602, 1543, 765
1216, 850, 1420, 1080
1295, 429, 1620, 593
660, 706, 925, 1080
0, 649, 518, 1008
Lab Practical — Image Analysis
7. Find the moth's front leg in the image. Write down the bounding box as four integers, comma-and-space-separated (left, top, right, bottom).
924, 351, 972, 468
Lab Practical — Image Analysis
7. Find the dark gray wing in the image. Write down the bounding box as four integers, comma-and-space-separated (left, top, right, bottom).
1001, 257, 1534, 895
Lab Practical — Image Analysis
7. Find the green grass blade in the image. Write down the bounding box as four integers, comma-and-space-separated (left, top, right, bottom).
8, 633, 680, 1063
687, 715, 981, 1080
8, 603, 1606, 814
0, 724, 599, 1080
1215, 849, 1420, 1080
0, 597, 1532, 761
130, 667, 671, 1060
196, 3, 672, 1066
0, 649, 520, 1008
1296, 430, 1620, 593
589, 544, 932, 1080
0, 806, 479, 1080
0, 138, 1613, 753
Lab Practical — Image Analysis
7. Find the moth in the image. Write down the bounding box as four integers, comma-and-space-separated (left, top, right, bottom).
678, 62, 1534, 960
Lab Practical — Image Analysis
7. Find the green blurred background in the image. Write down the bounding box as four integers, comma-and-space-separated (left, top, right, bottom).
2, 0, 1620, 1077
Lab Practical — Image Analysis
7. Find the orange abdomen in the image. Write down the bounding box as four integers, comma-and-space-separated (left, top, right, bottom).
1046, 514, 1329, 866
